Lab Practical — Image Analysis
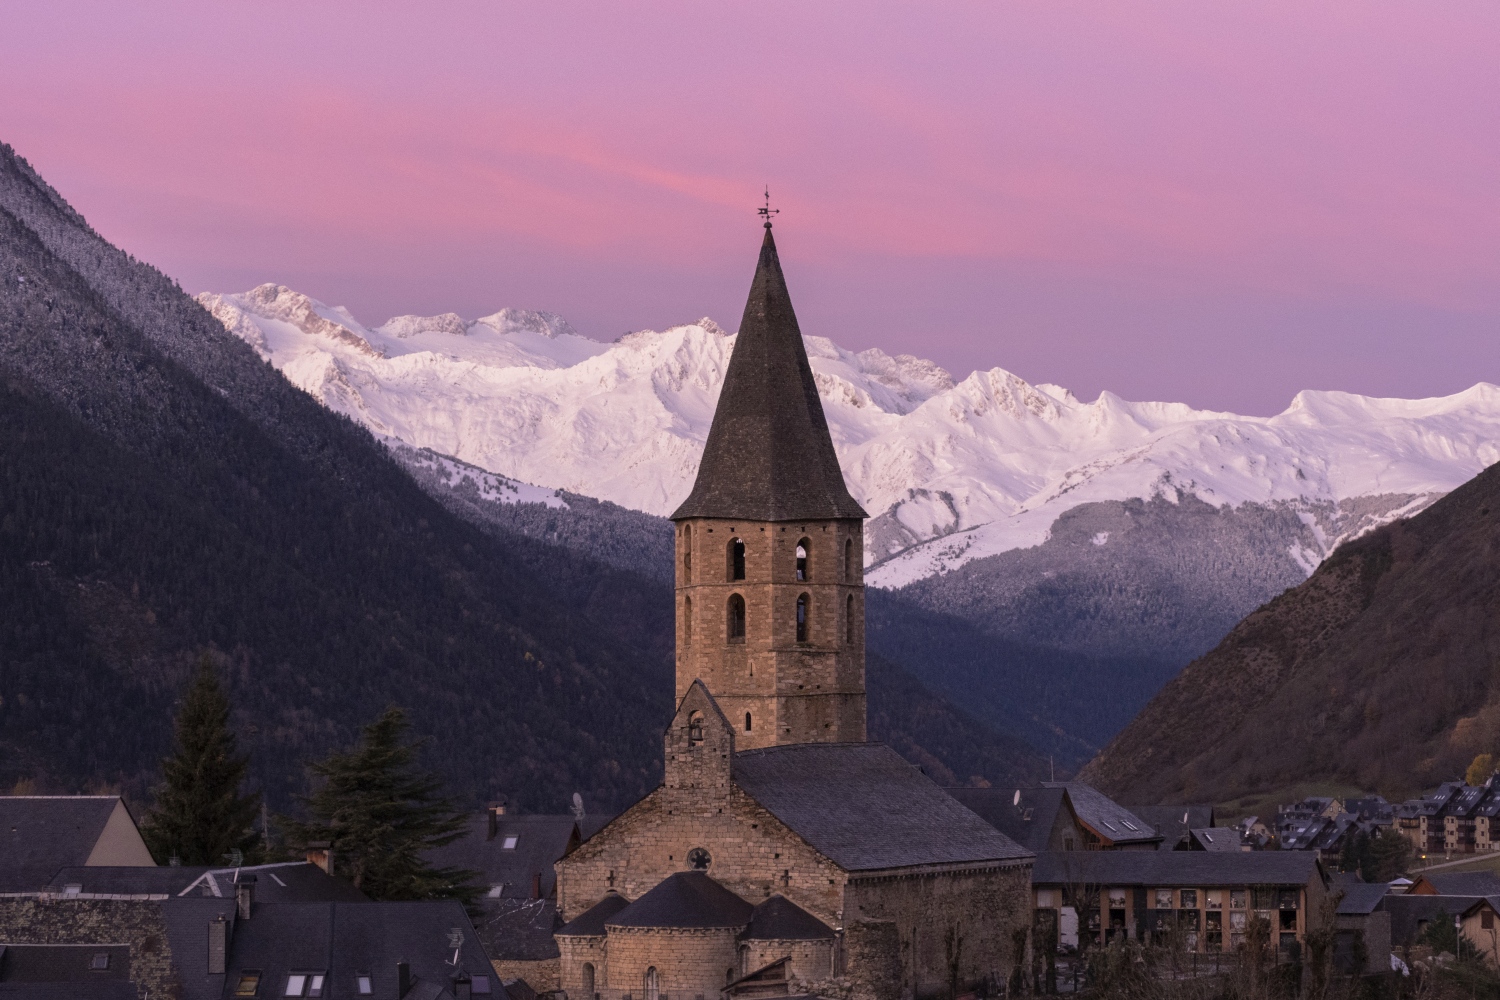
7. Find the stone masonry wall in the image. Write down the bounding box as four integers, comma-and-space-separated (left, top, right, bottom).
739, 937, 836, 985
0, 898, 178, 1000
844, 863, 1034, 1000
603, 925, 739, 999
675, 517, 865, 748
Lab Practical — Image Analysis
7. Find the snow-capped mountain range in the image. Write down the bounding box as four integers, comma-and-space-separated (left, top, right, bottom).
198, 284, 1500, 588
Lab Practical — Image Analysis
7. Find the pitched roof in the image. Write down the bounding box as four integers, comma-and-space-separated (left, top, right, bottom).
1031, 850, 1324, 887
0, 796, 127, 892
424, 813, 611, 900
1043, 783, 1159, 846
669, 225, 866, 523
743, 895, 835, 940
223, 901, 494, 1000
1337, 882, 1391, 916
733, 743, 1032, 871
1410, 871, 1500, 896
473, 897, 561, 961
45, 862, 368, 903
605, 871, 754, 930
1386, 893, 1481, 947
1189, 828, 1243, 852
556, 892, 632, 937
158, 896, 238, 1000
1131, 805, 1215, 851
944, 787, 1068, 854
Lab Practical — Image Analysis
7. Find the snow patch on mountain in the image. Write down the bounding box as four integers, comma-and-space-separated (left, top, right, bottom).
197, 284, 1500, 586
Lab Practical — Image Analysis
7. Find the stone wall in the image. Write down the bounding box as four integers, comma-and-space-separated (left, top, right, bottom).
603, 925, 739, 999
557, 935, 607, 995
674, 517, 865, 748
844, 862, 1034, 1000
491, 956, 560, 994
557, 781, 845, 928
0, 898, 177, 999
739, 937, 836, 985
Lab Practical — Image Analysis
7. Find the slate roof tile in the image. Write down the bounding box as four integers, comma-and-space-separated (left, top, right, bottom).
734, 743, 1032, 871
605, 872, 753, 930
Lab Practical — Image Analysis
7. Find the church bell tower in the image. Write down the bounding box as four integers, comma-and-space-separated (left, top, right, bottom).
669, 218, 868, 750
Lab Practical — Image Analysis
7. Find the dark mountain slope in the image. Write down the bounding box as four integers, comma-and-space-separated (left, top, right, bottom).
0, 142, 1045, 806
1080, 461, 1500, 804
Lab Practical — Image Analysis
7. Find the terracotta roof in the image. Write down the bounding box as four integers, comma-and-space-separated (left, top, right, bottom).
605, 872, 753, 930
670, 225, 866, 523
743, 895, 834, 940
734, 743, 1032, 872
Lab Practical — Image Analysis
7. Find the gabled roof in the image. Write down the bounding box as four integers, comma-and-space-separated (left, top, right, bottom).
734, 743, 1032, 872
743, 895, 835, 941
1408, 871, 1500, 896
556, 892, 632, 937
1031, 850, 1324, 887
0, 796, 142, 892
473, 897, 561, 961
1043, 783, 1160, 847
670, 225, 866, 523
1132, 805, 1214, 851
1386, 893, 1482, 947
1189, 828, 1242, 852
945, 787, 1068, 855
605, 871, 754, 930
223, 901, 494, 1000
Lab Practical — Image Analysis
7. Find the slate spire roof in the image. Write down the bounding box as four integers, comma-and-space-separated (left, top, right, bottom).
670, 223, 867, 522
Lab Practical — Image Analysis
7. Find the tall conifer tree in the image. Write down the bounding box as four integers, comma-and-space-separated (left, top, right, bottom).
142, 657, 262, 864
283, 706, 478, 903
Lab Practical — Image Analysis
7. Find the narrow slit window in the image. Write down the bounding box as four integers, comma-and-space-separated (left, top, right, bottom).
682, 596, 692, 647
683, 524, 692, 573
796, 539, 810, 581
846, 594, 856, 645
796, 594, 809, 643
727, 594, 746, 643
745, 712, 753, 732
729, 538, 746, 581
844, 537, 855, 581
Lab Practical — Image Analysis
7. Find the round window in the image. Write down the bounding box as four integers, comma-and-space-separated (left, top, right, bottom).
687, 847, 711, 870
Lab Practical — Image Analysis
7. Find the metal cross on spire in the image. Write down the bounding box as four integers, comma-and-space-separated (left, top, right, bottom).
758, 186, 779, 228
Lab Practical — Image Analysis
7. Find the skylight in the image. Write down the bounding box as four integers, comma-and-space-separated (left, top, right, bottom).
502, 835, 519, 849
357, 975, 372, 995
235, 972, 261, 997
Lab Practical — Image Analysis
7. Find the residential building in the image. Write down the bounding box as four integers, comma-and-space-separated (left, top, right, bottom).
1030, 850, 1331, 956
0, 796, 153, 892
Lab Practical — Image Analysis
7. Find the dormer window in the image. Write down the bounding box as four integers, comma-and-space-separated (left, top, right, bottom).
727, 594, 746, 644
796, 594, 809, 643
795, 540, 809, 581
728, 538, 746, 581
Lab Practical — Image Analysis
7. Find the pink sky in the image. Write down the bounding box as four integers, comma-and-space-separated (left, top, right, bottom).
3, 2, 1497, 413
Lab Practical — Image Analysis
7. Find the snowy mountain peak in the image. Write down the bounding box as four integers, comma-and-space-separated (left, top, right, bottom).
199, 284, 1500, 589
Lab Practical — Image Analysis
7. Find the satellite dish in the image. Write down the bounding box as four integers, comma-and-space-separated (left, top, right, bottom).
1182, 811, 1190, 825
571, 792, 585, 820
1013, 789, 1022, 807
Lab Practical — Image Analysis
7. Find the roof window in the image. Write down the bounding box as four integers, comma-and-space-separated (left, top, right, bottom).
502, 835, 519, 850
472, 976, 492, 995
488, 885, 503, 898
235, 972, 262, 997
90, 952, 110, 971
356, 974, 373, 995
64, 883, 83, 896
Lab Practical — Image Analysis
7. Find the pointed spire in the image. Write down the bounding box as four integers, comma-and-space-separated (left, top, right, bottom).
671, 225, 866, 522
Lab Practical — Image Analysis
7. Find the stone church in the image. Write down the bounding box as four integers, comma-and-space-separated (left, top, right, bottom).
554, 221, 1034, 1000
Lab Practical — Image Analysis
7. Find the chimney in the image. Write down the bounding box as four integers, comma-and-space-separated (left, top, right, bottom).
452, 972, 472, 1000
397, 961, 412, 999
532, 872, 542, 899
305, 841, 334, 875
486, 799, 507, 841
208, 914, 228, 974
235, 876, 256, 920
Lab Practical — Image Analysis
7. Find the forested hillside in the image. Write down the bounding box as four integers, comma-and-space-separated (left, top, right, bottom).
0, 142, 1044, 811
1081, 460, 1500, 805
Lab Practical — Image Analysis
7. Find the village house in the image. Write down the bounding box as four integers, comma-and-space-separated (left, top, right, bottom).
552, 220, 1036, 1000
0, 796, 154, 892
1030, 851, 1332, 957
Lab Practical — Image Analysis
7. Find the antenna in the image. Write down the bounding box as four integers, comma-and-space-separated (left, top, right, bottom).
758, 186, 779, 228
446, 927, 465, 967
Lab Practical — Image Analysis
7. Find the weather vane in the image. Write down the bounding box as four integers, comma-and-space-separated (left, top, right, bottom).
758, 186, 779, 228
